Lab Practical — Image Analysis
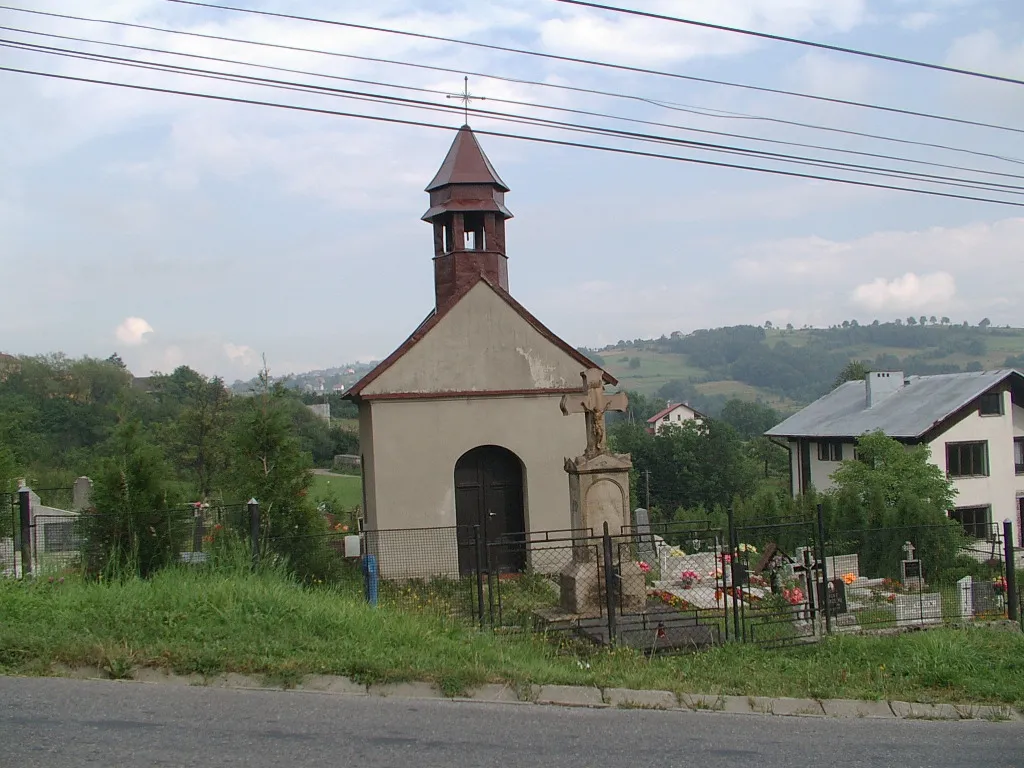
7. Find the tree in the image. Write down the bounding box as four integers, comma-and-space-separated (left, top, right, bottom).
940, 317, 950, 325
224, 364, 330, 580
830, 431, 956, 513
85, 420, 185, 577
628, 357, 641, 369
764, 320, 773, 329
907, 316, 917, 326
929, 316, 937, 325
833, 360, 869, 388
919, 316, 928, 327
785, 323, 794, 331
979, 317, 991, 329
173, 375, 231, 499
718, 399, 780, 439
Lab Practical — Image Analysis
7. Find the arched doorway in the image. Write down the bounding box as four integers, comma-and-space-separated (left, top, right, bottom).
455, 445, 526, 574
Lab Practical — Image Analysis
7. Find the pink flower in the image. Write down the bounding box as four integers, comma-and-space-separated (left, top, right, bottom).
638, 561, 652, 574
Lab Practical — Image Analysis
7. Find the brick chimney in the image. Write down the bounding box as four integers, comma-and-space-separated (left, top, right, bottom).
865, 371, 904, 408
422, 125, 513, 309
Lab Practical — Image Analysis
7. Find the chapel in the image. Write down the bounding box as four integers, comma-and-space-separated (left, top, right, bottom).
345, 126, 616, 571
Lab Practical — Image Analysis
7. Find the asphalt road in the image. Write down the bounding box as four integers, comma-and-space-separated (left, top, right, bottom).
1, 677, 1021, 768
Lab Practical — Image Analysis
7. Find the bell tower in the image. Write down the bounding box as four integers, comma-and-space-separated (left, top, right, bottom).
422, 125, 513, 309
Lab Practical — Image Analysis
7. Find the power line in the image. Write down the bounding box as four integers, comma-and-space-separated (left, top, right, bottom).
3, 63, 1022, 209
5, 24, 1021, 179
156, 0, 1023, 134
4, 5, 1021, 163
556, 0, 1024, 87
8, 39, 1021, 197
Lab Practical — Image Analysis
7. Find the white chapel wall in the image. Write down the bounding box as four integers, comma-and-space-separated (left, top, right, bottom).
361, 283, 587, 396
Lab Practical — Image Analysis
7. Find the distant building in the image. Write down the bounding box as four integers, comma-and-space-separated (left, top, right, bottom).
767, 370, 1024, 543
646, 402, 705, 435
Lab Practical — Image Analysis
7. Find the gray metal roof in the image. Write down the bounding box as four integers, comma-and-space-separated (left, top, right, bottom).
766, 369, 1023, 440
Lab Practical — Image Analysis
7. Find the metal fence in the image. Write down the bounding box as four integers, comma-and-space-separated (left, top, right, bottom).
5, 489, 1021, 651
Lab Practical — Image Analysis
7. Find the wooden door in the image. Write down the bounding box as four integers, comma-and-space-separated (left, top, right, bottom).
455, 446, 525, 574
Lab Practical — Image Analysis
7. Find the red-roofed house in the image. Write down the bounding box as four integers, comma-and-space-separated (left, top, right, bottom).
345, 126, 615, 571
647, 402, 705, 435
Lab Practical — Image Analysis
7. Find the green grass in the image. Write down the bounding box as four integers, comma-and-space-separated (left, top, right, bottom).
2, 566, 1023, 706
309, 473, 363, 510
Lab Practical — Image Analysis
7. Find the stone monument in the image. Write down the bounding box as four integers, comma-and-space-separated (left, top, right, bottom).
557, 369, 645, 615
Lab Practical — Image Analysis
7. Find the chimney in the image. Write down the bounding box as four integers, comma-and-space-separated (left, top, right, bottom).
865, 371, 904, 408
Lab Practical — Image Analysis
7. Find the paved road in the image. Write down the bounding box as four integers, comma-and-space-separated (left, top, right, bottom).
1, 677, 1020, 768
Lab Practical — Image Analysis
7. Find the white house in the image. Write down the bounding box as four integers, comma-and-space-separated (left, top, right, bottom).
646, 402, 706, 435
766, 370, 1024, 544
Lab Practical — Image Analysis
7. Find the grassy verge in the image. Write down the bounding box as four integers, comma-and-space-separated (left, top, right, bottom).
309, 473, 363, 509
1, 566, 1022, 706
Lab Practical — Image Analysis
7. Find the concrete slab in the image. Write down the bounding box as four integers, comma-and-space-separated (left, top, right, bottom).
606, 688, 679, 710
761, 697, 824, 717
679, 693, 725, 712
821, 699, 895, 719
719, 696, 756, 715
368, 682, 444, 700
534, 685, 607, 708
461, 684, 524, 703
297, 675, 367, 695
954, 704, 1023, 722
208, 673, 273, 690
131, 669, 203, 687
890, 701, 961, 720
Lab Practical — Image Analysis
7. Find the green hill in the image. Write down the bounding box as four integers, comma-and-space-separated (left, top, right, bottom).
587, 322, 1024, 416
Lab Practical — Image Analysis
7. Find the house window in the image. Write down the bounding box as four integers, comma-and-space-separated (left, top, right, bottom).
949, 506, 992, 539
946, 441, 989, 477
817, 441, 843, 462
1015, 437, 1024, 475
978, 392, 1003, 416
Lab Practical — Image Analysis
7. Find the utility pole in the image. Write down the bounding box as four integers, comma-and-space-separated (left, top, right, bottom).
644, 469, 651, 511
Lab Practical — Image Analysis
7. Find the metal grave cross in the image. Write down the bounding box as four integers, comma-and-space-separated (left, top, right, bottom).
447, 76, 485, 125
560, 369, 628, 458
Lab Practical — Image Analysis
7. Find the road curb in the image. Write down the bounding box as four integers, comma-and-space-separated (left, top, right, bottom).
34, 668, 1023, 723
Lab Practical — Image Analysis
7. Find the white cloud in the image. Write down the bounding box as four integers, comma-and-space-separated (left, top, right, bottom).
223, 342, 257, 366
851, 271, 957, 311
115, 317, 154, 346
900, 11, 939, 30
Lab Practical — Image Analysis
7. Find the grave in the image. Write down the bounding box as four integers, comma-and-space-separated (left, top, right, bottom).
633, 507, 656, 569
816, 578, 849, 617
895, 592, 943, 627
957, 575, 973, 619
901, 541, 923, 591
971, 579, 999, 616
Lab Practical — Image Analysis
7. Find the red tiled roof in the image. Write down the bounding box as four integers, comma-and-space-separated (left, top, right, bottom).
646, 402, 706, 423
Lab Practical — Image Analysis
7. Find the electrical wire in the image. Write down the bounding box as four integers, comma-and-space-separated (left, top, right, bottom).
555, 0, 1024, 86
3, 62, 1022, 209
4, 3, 1021, 166
7, 39, 1021, 197
4, 23, 1022, 178
158, 0, 1024, 134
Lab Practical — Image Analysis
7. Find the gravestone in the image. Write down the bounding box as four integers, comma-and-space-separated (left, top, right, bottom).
971, 579, 999, 616
72, 477, 93, 511
901, 559, 923, 592
958, 575, 973, 619
816, 578, 849, 617
827, 553, 859, 580
558, 370, 644, 615
633, 507, 656, 570
895, 592, 942, 627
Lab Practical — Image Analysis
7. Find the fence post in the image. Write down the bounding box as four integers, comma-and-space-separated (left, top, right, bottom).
816, 503, 832, 635
1004, 519, 1018, 623
193, 507, 205, 555
474, 525, 486, 629
248, 498, 260, 569
18, 486, 32, 577
726, 505, 740, 641
602, 521, 617, 646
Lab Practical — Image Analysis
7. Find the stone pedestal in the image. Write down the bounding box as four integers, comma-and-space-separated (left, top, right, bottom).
558, 451, 645, 615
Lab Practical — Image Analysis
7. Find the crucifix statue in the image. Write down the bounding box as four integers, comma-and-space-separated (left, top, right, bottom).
446, 75, 485, 125
560, 369, 628, 459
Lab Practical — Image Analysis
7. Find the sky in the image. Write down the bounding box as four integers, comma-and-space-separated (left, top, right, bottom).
1, 0, 1022, 381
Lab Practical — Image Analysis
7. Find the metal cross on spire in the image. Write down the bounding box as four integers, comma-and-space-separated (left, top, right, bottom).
446, 76, 485, 125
